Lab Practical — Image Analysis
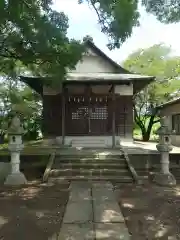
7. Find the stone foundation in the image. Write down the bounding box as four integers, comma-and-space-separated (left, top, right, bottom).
4, 172, 27, 185
153, 172, 176, 186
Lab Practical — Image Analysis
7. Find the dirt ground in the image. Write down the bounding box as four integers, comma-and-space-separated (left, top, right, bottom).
115, 183, 180, 240
0, 180, 70, 240
1, 181, 180, 239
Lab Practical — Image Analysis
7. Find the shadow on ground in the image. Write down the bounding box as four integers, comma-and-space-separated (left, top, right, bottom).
115, 183, 180, 239
0, 180, 70, 240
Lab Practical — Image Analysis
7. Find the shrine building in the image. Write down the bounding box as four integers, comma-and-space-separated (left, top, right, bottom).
20, 40, 155, 148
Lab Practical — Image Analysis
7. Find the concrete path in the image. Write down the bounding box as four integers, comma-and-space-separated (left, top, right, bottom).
59, 181, 130, 240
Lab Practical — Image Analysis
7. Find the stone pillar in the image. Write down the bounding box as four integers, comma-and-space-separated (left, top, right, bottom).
153, 116, 176, 186
4, 115, 27, 185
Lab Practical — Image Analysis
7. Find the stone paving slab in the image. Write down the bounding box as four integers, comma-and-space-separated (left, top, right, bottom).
95, 223, 130, 240
92, 188, 116, 201
58, 223, 95, 240
93, 200, 125, 223
70, 181, 91, 189
60, 181, 130, 239
63, 201, 93, 223
69, 188, 91, 202
92, 181, 113, 190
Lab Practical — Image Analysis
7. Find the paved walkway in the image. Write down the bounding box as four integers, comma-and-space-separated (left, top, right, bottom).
59, 181, 130, 240
122, 140, 180, 154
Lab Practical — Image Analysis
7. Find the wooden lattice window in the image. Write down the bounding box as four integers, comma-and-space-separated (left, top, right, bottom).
72, 107, 88, 120
71, 106, 108, 120
91, 107, 108, 120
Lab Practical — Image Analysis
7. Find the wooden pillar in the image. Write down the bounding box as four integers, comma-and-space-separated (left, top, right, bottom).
85, 84, 91, 134
112, 84, 116, 148
62, 85, 65, 145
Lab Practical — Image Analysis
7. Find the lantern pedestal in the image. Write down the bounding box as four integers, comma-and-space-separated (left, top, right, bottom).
153, 172, 176, 186
153, 117, 176, 186
5, 172, 27, 185
4, 116, 27, 186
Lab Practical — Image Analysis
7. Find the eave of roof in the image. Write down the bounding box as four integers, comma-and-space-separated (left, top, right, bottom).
156, 97, 180, 109
66, 72, 154, 82
20, 76, 43, 95
19, 40, 155, 95
19, 73, 155, 96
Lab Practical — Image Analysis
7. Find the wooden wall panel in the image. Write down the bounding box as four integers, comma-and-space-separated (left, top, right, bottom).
42, 94, 62, 137
115, 95, 133, 137
42, 92, 133, 139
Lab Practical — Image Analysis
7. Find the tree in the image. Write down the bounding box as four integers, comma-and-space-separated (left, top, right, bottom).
1, 0, 179, 80
83, 35, 94, 42
142, 0, 180, 24
0, 76, 42, 143
79, 0, 140, 49
123, 44, 180, 141
0, 0, 84, 85
79, 0, 180, 49
1, 0, 179, 81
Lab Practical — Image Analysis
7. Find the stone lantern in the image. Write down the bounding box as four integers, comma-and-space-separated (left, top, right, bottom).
4, 115, 27, 185
153, 116, 176, 186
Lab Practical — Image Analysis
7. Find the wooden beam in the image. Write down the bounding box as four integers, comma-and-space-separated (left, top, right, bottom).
62, 85, 65, 145
112, 84, 116, 148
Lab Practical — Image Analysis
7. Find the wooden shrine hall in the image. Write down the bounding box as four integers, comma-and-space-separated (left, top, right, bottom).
20, 40, 155, 148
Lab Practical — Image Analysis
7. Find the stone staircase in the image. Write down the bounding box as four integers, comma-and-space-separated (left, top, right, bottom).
48, 150, 134, 182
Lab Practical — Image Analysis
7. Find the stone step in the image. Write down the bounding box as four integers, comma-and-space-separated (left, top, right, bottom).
72, 138, 105, 142
55, 162, 127, 169
50, 168, 131, 177
55, 155, 124, 159
55, 153, 124, 158
49, 176, 133, 183
55, 150, 124, 155
54, 156, 125, 164
72, 141, 106, 147
72, 139, 105, 143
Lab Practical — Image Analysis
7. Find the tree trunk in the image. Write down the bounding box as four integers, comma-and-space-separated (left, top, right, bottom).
139, 114, 159, 141
142, 131, 151, 141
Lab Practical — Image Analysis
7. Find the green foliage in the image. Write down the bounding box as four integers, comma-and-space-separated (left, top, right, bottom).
83, 35, 94, 42
80, 0, 139, 49
79, 1, 180, 49
0, 77, 42, 142
124, 44, 180, 141
142, 0, 180, 23
125, 44, 180, 105
0, 0, 84, 85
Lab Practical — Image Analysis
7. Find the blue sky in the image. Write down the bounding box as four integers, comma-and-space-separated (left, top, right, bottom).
52, 0, 180, 64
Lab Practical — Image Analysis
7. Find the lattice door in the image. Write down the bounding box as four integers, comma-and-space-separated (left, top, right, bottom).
65, 95, 110, 135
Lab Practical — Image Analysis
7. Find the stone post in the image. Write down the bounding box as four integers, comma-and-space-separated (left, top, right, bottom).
153, 116, 176, 186
4, 115, 27, 185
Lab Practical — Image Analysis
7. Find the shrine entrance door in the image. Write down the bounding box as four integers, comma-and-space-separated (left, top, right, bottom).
65, 95, 111, 136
